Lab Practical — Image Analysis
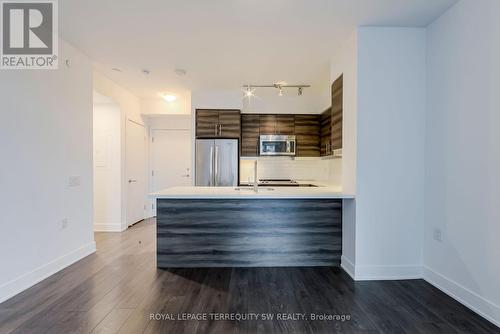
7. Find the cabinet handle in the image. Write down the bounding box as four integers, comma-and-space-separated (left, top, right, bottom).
219, 124, 222, 136
214, 124, 217, 136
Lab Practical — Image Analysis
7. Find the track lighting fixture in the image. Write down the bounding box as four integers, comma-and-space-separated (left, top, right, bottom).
242, 83, 310, 97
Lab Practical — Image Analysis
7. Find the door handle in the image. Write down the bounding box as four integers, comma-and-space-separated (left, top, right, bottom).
128, 179, 137, 183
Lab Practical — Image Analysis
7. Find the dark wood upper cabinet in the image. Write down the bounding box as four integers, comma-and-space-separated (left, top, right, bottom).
195, 109, 241, 139
259, 115, 277, 134
331, 75, 343, 151
218, 110, 241, 138
320, 108, 332, 156
295, 115, 320, 157
319, 74, 343, 156
259, 114, 295, 135
276, 115, 295, 135
196, 110, 220, 138
241, 114, 260, 157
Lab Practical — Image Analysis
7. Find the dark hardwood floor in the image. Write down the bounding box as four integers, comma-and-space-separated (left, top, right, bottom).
0, 219, 498, 334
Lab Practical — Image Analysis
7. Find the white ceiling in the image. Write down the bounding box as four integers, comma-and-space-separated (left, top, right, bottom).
60, 0, 457, 98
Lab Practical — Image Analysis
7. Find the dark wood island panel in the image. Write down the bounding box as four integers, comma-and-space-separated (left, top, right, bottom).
156, 199, 342, 268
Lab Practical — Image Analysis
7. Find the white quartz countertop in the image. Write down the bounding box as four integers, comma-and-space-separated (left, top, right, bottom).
150, 185, 354, 199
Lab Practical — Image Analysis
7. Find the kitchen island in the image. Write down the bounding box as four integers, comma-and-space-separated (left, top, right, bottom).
151, 186, 354, 268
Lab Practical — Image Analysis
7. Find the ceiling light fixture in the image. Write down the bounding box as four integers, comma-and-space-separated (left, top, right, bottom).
162, 94, 177, 102
242, 83, 310, 97
111, 68, 122, 72
142, 69, 150, 75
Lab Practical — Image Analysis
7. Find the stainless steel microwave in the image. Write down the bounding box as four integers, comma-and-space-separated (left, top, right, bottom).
259, 135, 296, 156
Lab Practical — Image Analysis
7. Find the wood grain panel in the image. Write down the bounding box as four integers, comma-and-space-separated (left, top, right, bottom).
241, 114, 260, 156
320, 108, 332, 156
276, 115, 295, 134
195, 110, 219, 138
259, 114, 276, 134
218, 110, 241, 138
295, 115, 320, 157
156, 199, 342, 268
331, 75, 343, 150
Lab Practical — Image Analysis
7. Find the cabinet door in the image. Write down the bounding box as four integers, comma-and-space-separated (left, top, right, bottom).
331, 75, 343, 150
196, 110, 219, 138
276, 115, 295, 135
218, 110, 241, 138
295, 115, 320, 157
259, 114, 277, 134
241, 114, 260, 157
320, 108, 332, 156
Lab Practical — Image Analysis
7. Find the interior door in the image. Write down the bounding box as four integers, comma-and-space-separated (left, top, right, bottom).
151, 129, 192, 193
126, 120, 146, 226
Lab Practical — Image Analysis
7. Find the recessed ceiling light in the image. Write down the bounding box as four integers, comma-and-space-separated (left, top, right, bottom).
162, 94, 177, 102
111, 68, 122, 72
175, 68, 187, 76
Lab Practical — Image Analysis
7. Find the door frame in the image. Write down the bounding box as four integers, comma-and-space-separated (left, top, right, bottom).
125, 118, 147, 227
146, 115, 193, 217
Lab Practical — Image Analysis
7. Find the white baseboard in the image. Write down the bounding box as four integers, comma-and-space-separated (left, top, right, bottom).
423, 266, 500, 327
93, 223, 126, 232
354, 264, 422, 281
341, 255, 355, 279
0, 241, 96, 304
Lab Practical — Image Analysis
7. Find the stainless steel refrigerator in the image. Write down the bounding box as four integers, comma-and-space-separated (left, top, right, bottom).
195, 139, 239, 186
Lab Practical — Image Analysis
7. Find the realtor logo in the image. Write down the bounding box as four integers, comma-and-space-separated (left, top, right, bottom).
1, 0, 58, 69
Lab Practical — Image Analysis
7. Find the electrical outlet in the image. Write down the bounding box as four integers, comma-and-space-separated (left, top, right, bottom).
68, 176, 81, 187
433, 228, 442, 242
61, 218, 68, 229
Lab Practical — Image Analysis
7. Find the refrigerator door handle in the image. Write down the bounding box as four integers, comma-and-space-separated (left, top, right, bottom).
214, 145, 219, 186
209, 146, 214, 186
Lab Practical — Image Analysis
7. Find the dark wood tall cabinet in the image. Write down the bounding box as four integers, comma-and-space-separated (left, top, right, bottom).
241, 114, 260, 156
295, 115, 320, 157
320, 74, 343, 156
195, 109, 241, 138
331, 75, 343, 151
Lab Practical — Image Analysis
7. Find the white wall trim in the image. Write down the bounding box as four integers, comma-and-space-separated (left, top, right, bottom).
0, 241, 96, 304
354, 264, 422, 281
93, 223, 127, 232
341, 255, 355, 279
423, 266, 500, 327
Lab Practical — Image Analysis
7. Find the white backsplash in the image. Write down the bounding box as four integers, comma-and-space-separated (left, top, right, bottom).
240, 157, 342, 186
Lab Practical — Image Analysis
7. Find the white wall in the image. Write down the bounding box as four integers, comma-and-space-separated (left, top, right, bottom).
330, 31, 358, 272
424, 0, 500, 325
0, 39, 95, 302
355, 27, 426, 279
243, 89, 330, 114
93, 102, 122, 232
